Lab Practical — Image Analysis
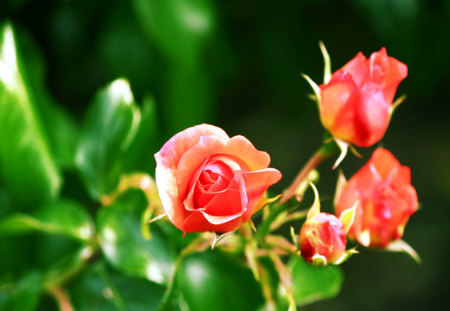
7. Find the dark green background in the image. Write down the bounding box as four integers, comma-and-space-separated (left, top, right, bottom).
1, 0, 449, 310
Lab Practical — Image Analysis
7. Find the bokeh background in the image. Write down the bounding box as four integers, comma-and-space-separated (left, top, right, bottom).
1, 0, 449, 310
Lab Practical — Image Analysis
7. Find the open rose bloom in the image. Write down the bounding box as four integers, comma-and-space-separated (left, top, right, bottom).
155, 124, 282, 233
319, 48, 407, 147
335, 148, 418, 247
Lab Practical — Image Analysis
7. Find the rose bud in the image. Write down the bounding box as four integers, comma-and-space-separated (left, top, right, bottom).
335, 148, 418, 248
299, 213, 347, 264
155, 124, 282, 233
299, 183, 357, 265
318, 48, 407, 147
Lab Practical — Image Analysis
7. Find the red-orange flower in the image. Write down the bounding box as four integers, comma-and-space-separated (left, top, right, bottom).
319, 48, 407, 147
335, 148, 418, 247
299, 213, 347, 264
155, 124, 282, 233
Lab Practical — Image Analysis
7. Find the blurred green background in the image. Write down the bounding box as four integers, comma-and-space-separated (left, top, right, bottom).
1, 0, 449, 310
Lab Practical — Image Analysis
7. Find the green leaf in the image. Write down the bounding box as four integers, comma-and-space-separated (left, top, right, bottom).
0, 23, 61, 206
0, 200, 94, 243
177, 251, 265, 311
16, 27, 79, 169
71, 262, 166, 311
132, 0, 215, 66
289, 256, 344, 306
123, 95, 161, 174
76, 78, 141, 200
97, 190, 176, 285
0, 272, 41, 311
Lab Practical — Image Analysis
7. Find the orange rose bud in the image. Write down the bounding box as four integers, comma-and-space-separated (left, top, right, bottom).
335, 148, 418, 248
319, 48, 407, 147
299, 213, 347, 264
155, 124, 282, 233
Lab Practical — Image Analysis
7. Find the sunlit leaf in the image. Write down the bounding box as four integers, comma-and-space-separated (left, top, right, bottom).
97, 190, 176, 285
0, 200, 94, 243
289, 256, 343, 306
177, 251, 264, 311
0, 23, 61, 206
75, 78, 141, 200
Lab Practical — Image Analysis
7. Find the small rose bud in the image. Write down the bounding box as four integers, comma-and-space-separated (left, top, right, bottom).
335, 148, 418, 248
299, 213, 347, 265
155, 124, 282, 233
318, 48, 407, 147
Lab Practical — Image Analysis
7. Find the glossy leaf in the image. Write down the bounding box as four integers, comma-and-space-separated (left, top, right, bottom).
97, 190, 176, 285
0, 200, 94, 243
0, 272, 41, 311
289, 256, 344, 306
132, 0, 215, 65
177, 251, 265, 311
0, 23, 61, 206
75, 78, 141, 200
71, 262, 166, 311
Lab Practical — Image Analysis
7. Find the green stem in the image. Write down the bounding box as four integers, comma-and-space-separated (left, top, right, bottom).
280, 142, 337, 203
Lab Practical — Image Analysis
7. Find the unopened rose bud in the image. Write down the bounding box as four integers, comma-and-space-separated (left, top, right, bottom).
318, 48, 407, 147
335, 148, 418, 247
299, 213, 347, 265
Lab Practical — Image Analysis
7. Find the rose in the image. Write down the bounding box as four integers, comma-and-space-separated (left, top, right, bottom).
154, 124, 282, 233
299, 212, 347, 264
319, 48, 407, 147
335, 148, 418, 247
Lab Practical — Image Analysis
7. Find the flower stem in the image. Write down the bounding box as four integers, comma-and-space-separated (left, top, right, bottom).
280, 143, 337, 203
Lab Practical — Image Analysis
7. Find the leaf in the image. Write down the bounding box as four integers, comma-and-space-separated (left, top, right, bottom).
0, 200, 94, 243
0, 272, 41, 311
75, 78, 141, 200
132, 0, 215, 66
97, 190, 176, 285
289, 256, 344, 306
16, 27, 79, 169
123, 96, 161, 174
70, 262, 166, 311
176, 251, 265, 311
0, 23, 61, 206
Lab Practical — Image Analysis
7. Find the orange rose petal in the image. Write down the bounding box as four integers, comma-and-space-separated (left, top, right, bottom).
176, 135, 229, 200
183, 211, 242, 233
203, 173, 247, 218
341, 51, 368, 87
354, 84, 389, 146
320, 72, 359, 141
155, 124, 229, 230
241, 168, 282, 217
225, 135, 272, 170
371, 148, 400, 180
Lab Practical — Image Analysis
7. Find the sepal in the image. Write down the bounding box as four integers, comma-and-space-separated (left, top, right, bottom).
332, 248, 359, 265
319, 41, 332, 84
385, 239, 422, 264
306, 182, 321, 219
339, 199, 358, 234
332, 138, 349, 169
